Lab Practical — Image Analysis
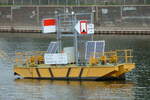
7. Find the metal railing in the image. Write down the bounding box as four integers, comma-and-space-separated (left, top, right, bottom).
0, 0, 148, 5
15, 49, 133, 67
116, 49, 133, 63
1, 5, 150, 32
15, 51, 46, 66
101, 49, 133, 64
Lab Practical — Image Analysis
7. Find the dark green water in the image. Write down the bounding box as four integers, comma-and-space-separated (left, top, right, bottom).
0, 34, 149, 100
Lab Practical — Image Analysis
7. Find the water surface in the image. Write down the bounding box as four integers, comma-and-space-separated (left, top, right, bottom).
0, 33, 149, 100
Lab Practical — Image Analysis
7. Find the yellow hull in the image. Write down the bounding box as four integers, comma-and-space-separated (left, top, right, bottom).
13, 63, 135, 81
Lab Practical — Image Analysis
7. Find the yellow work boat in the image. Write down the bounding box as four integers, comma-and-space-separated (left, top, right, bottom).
13, 49, 135, 81
13, 13, 135, 81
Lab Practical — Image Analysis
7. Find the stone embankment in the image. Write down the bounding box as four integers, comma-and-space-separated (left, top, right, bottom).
0, 5, 150, 35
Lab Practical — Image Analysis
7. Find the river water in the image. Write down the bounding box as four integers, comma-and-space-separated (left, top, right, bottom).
0, 33, 149, 100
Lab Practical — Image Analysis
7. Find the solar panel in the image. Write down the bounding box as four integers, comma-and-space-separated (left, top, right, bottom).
85, 41, 95, 61
95, 41, 105, 58
85, 41, 105, 61
47, 42, 59, 53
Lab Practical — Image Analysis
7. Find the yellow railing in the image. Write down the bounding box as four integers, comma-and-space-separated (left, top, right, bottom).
15, 49, 133, 66
116, 49, 133, 63
99, 49, 133, 64
15, 51, 46, 66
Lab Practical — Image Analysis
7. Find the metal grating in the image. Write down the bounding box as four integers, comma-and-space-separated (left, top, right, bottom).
85, 41, 105, 61
47, 42, 59, 53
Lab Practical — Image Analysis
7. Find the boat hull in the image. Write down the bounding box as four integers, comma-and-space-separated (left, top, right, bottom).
14, 63, 135, 81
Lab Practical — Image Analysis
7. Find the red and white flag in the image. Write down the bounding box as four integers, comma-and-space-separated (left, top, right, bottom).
42, 19, 56, 33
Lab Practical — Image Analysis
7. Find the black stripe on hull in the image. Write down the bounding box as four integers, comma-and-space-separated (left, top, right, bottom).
23, 76, 125, 81
66, 68, 71, 77
35, 68, 41, 78
79, 68, 84, 78
48, 68, 54, 78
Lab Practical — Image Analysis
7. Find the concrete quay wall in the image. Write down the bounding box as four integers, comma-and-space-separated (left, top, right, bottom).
0, 5, 150, 34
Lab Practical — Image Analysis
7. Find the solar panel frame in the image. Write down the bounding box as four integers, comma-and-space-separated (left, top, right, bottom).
47, 43, 53, 53
85, 41, 95, 61
95, 41, 105, 58
85, 40, 105, 61
47, 42, 59, 53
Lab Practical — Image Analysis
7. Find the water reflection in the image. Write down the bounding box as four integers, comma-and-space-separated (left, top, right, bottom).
14, 79, 135, 100
15, 79, 134, 88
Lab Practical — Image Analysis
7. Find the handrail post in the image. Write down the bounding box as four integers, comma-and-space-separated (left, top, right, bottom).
125, 50, 128, 63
